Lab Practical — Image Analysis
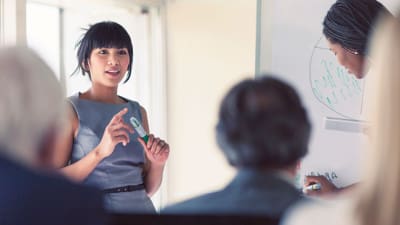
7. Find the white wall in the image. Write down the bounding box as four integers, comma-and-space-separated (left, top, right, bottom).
165, 0, 257, 204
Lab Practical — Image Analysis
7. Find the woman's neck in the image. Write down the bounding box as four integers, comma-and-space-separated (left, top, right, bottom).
82, 85, 122, 104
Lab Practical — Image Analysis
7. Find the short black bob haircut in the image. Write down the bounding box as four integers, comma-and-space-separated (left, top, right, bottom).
216, 75, 311, 169
73, 21, 133, 83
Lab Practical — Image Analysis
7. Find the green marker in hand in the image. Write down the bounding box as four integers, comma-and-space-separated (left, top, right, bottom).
129, 116, 149, 143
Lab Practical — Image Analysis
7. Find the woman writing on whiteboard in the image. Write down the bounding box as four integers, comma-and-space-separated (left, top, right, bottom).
284, 12, 400, 225
304, 0, 391, 196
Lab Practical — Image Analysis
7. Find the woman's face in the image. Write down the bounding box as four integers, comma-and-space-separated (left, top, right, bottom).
327, 40, 366, 79
86, 47, 130, 87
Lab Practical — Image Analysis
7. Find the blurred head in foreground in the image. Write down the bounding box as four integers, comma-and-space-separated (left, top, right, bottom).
217, 75, 311, 175
0, 46, 65, 168
356, 12, 400, 225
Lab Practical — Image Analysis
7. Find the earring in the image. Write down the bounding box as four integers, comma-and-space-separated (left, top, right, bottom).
344, 47, 360, 55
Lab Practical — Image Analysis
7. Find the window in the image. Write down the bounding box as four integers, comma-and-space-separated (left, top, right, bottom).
26, 2, 60, 78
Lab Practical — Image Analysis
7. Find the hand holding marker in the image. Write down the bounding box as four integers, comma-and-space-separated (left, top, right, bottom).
303, 183, 321, 193
130, 116, 149, 143
130, 116, 170, 166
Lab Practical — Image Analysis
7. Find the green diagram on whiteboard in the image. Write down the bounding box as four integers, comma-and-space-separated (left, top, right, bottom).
309, 36, 365, 119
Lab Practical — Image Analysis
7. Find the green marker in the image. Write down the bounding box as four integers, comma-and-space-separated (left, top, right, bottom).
129, 116, 149, 143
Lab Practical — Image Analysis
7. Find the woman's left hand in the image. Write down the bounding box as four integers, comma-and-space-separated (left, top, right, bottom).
138, 134, 169, 166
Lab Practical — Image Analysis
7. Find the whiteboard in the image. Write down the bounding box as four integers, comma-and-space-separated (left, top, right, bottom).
256, 0, 398, 187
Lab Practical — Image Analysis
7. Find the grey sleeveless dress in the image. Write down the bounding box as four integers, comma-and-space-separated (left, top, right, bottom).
68, 93, 156, 213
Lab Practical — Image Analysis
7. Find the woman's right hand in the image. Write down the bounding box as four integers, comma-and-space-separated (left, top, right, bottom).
97, 108, 133, 158
303, 175, 339, 197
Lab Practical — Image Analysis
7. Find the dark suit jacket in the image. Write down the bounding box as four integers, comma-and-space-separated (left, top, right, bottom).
0, 155, 107, 225
162, 169, 303, 217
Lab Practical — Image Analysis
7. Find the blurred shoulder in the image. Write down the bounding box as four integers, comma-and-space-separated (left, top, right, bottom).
282, 197, 355, 225
162, 191, 221, 214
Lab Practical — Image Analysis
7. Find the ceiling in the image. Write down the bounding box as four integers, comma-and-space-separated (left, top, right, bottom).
28, 0, 165, 10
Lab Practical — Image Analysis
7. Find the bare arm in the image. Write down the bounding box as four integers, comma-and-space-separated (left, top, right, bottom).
53, 105, 132, 182
139, 107, 169, 197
